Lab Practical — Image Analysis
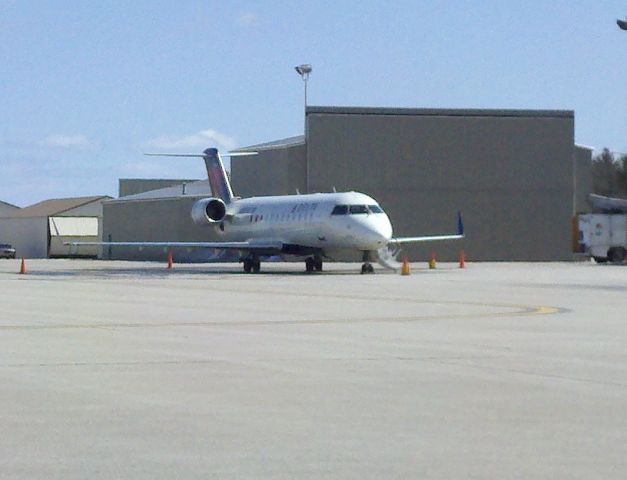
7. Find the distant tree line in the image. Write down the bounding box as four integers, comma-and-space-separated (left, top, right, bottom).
592, 148, 627, 198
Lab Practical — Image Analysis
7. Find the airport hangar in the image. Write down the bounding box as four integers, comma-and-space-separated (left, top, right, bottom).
102, 106, 592, 262
0, 196, 111, 259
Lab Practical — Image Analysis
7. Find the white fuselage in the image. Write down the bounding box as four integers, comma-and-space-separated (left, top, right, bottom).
216, 191, 393, 253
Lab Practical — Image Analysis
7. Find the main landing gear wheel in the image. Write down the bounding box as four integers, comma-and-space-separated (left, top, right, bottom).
243, 259, 252, 273
361, 263, 375, 274
305, 257, 315, 273
305, 256, 323, 273
314, 256, 323, 271
609, 247, 625, 265
243, 256, 261, 273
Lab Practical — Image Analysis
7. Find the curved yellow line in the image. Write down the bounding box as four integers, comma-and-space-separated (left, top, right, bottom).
0, 302, 563, 331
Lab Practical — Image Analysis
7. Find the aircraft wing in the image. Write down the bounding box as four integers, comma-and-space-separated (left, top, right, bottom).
390, 234, 464, 244
389, 212, 464, 244
65, 240, 284, 251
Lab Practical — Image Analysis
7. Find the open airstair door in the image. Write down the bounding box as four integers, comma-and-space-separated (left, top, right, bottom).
376, 245, 401, 270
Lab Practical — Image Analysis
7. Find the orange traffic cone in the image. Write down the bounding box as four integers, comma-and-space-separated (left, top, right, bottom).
459, 250, 465, 268
167, 251, 173, 270
401, 256, 410, 276
19, 257, 26, 274
428, 252, 436, 269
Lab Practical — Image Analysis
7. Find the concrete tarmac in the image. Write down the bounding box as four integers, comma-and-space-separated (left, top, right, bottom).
0, 259, 625, 479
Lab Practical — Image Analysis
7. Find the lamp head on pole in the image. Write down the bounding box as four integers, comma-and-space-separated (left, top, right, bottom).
295, 64, 312, 80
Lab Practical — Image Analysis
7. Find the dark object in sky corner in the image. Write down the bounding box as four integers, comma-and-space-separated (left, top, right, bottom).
617, 19, 627, 30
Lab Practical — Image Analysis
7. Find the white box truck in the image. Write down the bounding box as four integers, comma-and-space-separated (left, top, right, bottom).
577, 214, 626, 264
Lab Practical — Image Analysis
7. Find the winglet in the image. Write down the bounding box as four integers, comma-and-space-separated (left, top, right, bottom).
457, 211, 464, 237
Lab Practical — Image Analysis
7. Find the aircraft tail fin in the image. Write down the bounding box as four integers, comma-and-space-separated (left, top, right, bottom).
202, 148, 234, 204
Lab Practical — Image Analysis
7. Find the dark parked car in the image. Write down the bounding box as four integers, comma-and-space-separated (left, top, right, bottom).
0, 244, 16, 259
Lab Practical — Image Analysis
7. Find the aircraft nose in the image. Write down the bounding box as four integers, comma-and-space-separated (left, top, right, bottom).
360, 222, 392, 248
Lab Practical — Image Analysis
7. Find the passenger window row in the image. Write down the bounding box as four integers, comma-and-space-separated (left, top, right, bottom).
248, 212, 316, 223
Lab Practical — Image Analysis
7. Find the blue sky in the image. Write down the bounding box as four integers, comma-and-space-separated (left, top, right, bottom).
1, 1, 626, 206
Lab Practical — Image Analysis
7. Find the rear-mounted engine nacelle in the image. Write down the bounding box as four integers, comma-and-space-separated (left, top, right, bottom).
191, 197, 226, 225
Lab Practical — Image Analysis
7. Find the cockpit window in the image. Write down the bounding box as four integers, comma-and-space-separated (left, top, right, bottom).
333, 204, 383, 215
349, 205, 369, 214
331, 205, 349, 215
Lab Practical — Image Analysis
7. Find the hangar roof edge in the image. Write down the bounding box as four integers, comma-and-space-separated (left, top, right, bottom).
0, 200, 20, 209
306, 106, 574, 118
7, 196, 112, 218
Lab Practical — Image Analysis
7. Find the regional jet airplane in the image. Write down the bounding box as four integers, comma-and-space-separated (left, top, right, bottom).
70, 148, 463, 273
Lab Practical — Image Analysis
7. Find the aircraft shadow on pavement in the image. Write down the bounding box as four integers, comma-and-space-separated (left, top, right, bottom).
18, 266, 368, 278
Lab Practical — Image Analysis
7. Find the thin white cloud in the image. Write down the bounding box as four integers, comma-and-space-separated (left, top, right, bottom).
1, 134, 98, 151
236, 12, 258, 27
39, 134, 96, 149
118, 160, 192, 178
142, 128, 237, 153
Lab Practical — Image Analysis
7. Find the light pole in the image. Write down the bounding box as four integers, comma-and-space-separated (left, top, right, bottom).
295, 64, 312, 131
295, 64, 312, 193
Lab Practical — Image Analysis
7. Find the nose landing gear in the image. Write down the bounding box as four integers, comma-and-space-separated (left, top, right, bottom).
361, 263, 375, 274
361, 251, 375, 274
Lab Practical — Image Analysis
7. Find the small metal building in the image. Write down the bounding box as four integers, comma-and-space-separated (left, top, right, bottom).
102, 181, 230, 261
0, 196, 111, 258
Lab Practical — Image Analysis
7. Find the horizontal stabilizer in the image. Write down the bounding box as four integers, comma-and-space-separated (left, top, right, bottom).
144, 151, 258, 158
143, 148, 257, 204
144, 153, 205, 157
